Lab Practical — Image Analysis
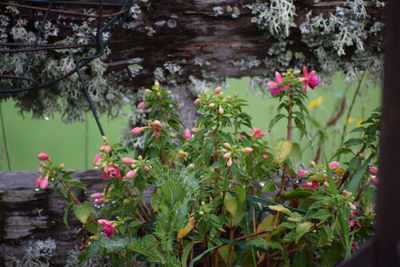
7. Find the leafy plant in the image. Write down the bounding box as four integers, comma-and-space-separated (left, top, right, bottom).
34, 68, 377, 266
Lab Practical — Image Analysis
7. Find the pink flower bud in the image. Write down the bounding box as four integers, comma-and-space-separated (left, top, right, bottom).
126, 170, 137, 178
262, 154, 269, 158
208, 103, 215, 108
218, 107, 224, 114
183, 129, 192, 140
223, 143, 231, 149
131, 127, 143, 136
90, 192, 104, 199
243, 147, 253, 153
35, 177, 42, 187
100, 145, 112, 153
153, 120, 162, 127
328, 161, 340, 169
214, 87, 222, 93
38, 153, 49, 161
40, 177, 49, 189
369, 166, 378, 175
223, 152, 231, 159
194, 98, 201, 105
370, 176, 378, 185
350, 203, 357, 211
94, 198, 104, 205
122, 157, 134, 164
297, 169, 307, 178
143, 166, 151, 171
227, 159, 233, 167
93, 153, 102, 166
137, 101, 148, 109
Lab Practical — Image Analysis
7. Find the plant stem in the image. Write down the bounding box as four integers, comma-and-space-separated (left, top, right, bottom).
84, 113, 89, 169
340, 72, 366, 147
0, 103, 11, 171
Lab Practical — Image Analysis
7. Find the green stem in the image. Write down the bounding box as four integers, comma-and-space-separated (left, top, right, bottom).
0, 103, 11, 171
84, 113, 89, 169
340, 72, 366, 147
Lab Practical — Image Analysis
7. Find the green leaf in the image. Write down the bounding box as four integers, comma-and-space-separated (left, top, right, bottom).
128, 235, 165, 264
224, 192, 237, 218
305, 209, 330, 221
295, 222, 312, 243
247, 239, 283, 251
261, 181, 276, 192
233, 185, 246, 203
338, 206, 351, 258
63, 203, 73, 228
182, 241, 201, 267
268, 113, 286, 130
347, 158, 371, 195
287, 212, 303, 222
317, 225, 333, 247
344, 138, 363, 147
73, 201, 96, 224
189, 246, 218, 267
281, 188, 315, 199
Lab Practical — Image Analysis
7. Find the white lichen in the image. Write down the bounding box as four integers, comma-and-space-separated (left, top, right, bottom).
246, 0, 296, 38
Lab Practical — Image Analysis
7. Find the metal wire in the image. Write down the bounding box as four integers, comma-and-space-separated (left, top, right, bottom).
0, 0, 131, 137
75, 0, 132, 136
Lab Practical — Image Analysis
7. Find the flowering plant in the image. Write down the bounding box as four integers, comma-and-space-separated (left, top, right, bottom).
35, 68, 378, 266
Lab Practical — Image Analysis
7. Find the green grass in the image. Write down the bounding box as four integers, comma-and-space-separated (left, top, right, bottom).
0, 74, 381, 171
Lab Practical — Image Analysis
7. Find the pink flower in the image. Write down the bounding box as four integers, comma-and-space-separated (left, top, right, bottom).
251, 128, 265, 138
329, 161, 340, 169
243, 147, 253, 153
103, 164, 121, 179
122, 157, 134, 164
98, 219, 118, 238
262, 154, 269, 158
369, 166, 378, 175
227, 159, 233, 167
137, 101, 148, 109
223, 152, 231, 159
214, 87, 222, 93
93, 153, 102, 166
126, 170, 137, 178
352, 242, 358, 252
38, 153, 50, 161
267, 72, 289, 96
301, 181, 318, 190
100, 145, 112, 153
90, 192, 104, 199
297, 169, 307, 178
35, 177, 42, 187
301, 66, 319, 93
349, 219, 360, 228
239, 134, 247, 140
40, 177, 49, 189
131, 127, 143, 136
183, 129, 192, 140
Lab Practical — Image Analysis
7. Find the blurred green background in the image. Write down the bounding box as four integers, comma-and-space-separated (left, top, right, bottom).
0, 73, 381, 171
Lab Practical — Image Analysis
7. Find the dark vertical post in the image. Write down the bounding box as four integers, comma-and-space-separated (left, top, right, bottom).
376, 0, 400, 265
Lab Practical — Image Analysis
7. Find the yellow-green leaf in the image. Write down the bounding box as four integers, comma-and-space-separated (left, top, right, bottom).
73, 201, 96, 224
224, 192, 237, 218
268, 204, 292, 215
177, 217, 195, 240
273, 140, 293, 165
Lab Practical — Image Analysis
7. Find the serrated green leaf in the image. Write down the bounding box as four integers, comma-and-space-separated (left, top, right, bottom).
73, 201, 96, 224
347, 157, 371, 195
295, 222, 312, 243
